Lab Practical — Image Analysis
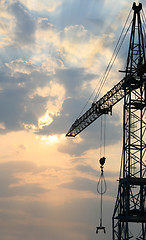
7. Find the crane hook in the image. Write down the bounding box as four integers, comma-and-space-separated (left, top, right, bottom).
96, 157, 107, 234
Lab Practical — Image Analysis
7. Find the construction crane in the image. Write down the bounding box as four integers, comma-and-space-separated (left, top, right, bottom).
66, 2, 146, 240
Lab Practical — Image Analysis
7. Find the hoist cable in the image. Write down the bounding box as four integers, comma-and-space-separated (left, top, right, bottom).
100, 115, 106, 158
97, 171, 107, 195
97, 168, 107, 228
104, 115, 106, 157
93, 8, 133, 103
100, 116, 103, 159
93, 19, 133, 103
77, 8, 133, 119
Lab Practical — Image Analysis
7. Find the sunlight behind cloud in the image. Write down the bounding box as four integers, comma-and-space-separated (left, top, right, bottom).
0, 122, 6, 130
0, 1, 145, 239
19, 0, 61, 12
38, 112, 53, 129
40, 135, 59, 145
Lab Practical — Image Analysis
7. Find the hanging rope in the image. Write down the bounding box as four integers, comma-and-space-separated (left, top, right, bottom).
96, 157, 107, 234
104, 115, 106, 157
100, 114, 106, 158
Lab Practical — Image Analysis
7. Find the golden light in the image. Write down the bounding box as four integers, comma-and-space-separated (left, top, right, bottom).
38, 112, 53, 129
0, 122, 6, 130
40, 135, 59, 145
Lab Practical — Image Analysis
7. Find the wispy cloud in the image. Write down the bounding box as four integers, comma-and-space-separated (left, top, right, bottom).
0, 1, 145, 239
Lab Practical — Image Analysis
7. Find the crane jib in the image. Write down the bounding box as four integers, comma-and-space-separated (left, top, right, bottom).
66, 70, 146, 137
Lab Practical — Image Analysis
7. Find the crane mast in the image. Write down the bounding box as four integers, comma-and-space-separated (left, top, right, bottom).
66, 2, 146, 239
113, 3, 146, 240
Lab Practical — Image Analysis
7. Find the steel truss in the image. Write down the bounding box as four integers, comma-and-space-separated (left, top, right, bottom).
66, 2, 146, 239
112, 3, 146, 240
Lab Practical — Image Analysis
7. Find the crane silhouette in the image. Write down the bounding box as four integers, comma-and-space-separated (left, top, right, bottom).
66, 2, 146, 240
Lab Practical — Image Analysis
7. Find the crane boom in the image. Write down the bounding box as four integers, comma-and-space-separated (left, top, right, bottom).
66, 72, 145, 137
66, 2, 146, 240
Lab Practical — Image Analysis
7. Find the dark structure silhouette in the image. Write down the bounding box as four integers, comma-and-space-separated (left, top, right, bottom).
66, 2, 146, 239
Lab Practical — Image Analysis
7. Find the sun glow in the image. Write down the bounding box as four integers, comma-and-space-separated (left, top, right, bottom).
38, 112, 53, 129
40, 135, 59, 145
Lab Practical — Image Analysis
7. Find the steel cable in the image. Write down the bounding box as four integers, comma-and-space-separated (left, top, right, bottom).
77, 8, 133, 119
97, 165, 107, 231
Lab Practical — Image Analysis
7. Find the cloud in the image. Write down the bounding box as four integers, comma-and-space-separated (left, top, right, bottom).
76, 164, 119, 178
19, 0, 61, 12
54, 0, 105, 31
76, 164, 98, 176
57, 110, 122, 156
0, 195, 115, 240
0, 59, 65, 133
60, 176, 97, 193
0, 0, 125, 140
0, 1, 145, 240
59, 175, 118, 199
8, 2, 36, 46
0, 161, 49, 198
0, 160, 116, 240
55, 67, 97, 97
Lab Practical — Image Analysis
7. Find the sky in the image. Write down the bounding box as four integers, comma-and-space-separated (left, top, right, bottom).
0, 0, 145, 240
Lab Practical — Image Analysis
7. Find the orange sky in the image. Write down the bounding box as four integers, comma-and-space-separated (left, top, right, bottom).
0, 0, 145, 240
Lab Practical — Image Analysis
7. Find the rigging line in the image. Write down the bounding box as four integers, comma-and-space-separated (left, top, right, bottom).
141, 10, 146, 38
93, 8, 133, 103
142, 9, 146, 23
77, 8, 132, 119
97, 170, 107, 195
100, 116, 103, 159
77, 87, 98, 119
100, 115, 106, 158
100, 178, 103, 226
104, 114, 106, 157
119, 149, 124, 179
93, 19, 133, 103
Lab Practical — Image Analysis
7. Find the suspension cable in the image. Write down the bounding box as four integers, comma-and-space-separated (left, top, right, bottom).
77, 8, 133, 119
100, 116, 103, 159
100, 115, 106, 158
93, 16, 133, 103
104, 115, 106, 157
141, 9, 146, 39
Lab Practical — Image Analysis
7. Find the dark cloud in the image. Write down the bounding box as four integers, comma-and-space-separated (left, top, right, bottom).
76, 164, 119, 179
55, 67, 97, 98
76, 164, 98, 176
0, 1, 144, 240
0, 0, 129, 142
57, 110, 122, 156
38, 18, 56, 31
54, 0, 106, 33
8, 1, 36, 45
60, 176, 97, 193
0, 161, 116, 240
59, 175, 118, 198
0, 161, 49, 197
0, 196, 115, 240
0, 64, 96, 135
0, 64, 53, 133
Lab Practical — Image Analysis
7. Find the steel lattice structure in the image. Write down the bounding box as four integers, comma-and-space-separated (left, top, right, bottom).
112, 3, 146, 240
66, 2, 146, 239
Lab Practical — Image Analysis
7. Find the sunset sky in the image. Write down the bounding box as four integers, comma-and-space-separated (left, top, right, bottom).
0, 0, 145, 240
